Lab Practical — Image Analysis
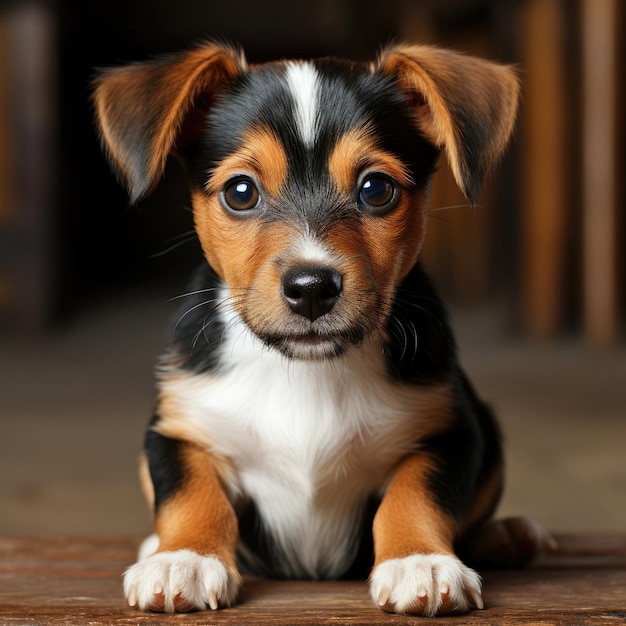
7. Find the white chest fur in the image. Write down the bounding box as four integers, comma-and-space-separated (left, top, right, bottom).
158, 318, 450, 578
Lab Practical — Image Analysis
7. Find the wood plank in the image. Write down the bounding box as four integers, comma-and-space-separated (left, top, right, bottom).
0, 534, 625, 624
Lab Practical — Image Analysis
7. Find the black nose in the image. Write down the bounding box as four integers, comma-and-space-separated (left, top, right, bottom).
282, 267, 343, 322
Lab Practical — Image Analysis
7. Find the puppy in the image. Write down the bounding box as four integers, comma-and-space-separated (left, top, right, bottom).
93, 42, 552, 616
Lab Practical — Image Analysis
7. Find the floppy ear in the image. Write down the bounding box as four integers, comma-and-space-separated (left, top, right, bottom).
376, 44, 520, 204
93, 42, 246, 204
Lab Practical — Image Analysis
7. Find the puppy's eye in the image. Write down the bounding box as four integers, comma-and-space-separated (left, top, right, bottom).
223, 178, 260, 212
359, 175, 396, 210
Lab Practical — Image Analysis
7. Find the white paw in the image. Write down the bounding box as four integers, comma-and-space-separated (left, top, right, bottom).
369, 553, 483, 616
123, 549, 241, 613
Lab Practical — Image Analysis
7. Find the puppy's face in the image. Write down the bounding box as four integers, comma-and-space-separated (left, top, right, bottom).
93, 44, 519, 360
189, 60, 438, 359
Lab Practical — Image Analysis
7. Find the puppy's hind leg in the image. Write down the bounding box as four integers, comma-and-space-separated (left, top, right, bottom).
462, 461, 557, 568
463, 516, 558, 568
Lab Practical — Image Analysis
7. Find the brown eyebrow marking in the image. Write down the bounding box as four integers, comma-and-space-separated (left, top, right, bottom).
328, 127, 412, 195
207, 126, 288, 197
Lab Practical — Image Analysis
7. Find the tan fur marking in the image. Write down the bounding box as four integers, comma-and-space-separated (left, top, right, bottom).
363, 187, 429, 285
157, 381, 216, 446
138, 452, 155, 511
326, 186, 429, 296
192, 190, 255, 283
207, 127, 288, 198
373, 454, 458, 564
155, 442, 239, 574
328, 128, 412, 196
192, 186, 293, 288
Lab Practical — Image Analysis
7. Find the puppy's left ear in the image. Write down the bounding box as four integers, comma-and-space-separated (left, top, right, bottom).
376, 44, 520, 204
93, 42, 246, 204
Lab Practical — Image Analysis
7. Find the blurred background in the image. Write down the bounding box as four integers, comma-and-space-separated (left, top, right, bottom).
1, 0, 624, 536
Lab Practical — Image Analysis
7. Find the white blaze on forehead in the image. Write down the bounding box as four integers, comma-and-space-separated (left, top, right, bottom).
285, 61, 319, 146
293, 233, 336, 265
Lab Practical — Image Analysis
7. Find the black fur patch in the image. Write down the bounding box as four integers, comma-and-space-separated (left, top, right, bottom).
384, 263, 457, 385
145, 415, 185, 512
423, 370, 502, 522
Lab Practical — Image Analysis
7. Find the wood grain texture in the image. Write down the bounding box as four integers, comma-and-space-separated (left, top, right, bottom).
0, 534, 625, 624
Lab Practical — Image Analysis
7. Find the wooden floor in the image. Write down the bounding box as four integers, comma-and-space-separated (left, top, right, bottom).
1, 534, 625, 625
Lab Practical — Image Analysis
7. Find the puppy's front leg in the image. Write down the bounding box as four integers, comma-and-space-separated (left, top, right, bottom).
124, 438, 241, 613
370, 454, 483, 617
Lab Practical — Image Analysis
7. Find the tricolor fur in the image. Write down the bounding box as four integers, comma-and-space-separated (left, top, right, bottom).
93, 42, 553, 617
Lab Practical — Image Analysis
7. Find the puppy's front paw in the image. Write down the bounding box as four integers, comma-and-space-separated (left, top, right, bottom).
123, 549, 241, 613
369, 553, 483, 616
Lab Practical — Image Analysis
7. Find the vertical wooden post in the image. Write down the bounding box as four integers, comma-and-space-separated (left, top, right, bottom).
581, 0, 619, 345
7, 3, 57, 328
520, 0, 568, 338
0, 11, 16, 315
0, 14, 15, 225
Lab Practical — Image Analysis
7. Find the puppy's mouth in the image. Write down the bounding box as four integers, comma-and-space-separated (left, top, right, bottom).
238, 264, 385, 361
260, 328, 365, 361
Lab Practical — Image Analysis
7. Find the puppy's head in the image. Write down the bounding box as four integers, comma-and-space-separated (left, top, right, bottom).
93, 42, 518, 360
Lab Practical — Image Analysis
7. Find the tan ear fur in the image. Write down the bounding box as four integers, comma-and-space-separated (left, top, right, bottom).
376, 44, 520, 204
93, 42, 245, 203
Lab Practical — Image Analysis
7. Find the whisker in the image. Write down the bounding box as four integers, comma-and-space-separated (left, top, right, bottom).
427, 203, 478, 213
387, 314, 410, 361
168, 229, 197, 242
407, 319, 419, 360
169, 286, 248, 302
150, 231, 198, 258
169, 287, 222, 302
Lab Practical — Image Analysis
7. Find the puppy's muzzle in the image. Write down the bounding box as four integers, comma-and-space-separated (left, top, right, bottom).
281, 266, 343, 322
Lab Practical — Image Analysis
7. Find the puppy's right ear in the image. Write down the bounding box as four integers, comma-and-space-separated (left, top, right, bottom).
93, 42, 245, 204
